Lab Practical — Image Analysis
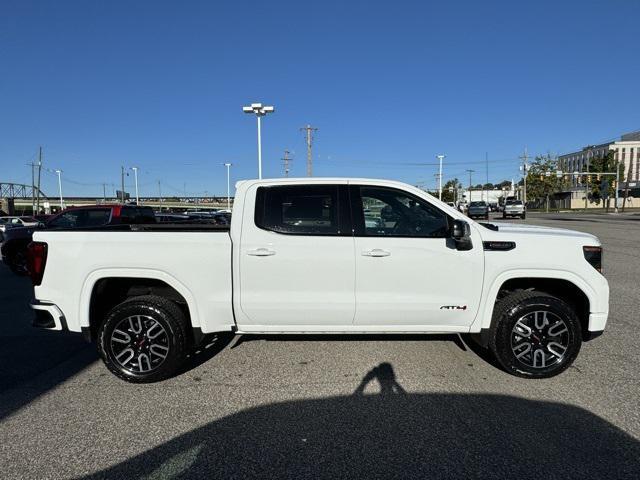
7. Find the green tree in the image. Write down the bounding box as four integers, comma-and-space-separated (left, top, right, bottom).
525, 154, 568, 210
441, 178, 461, 203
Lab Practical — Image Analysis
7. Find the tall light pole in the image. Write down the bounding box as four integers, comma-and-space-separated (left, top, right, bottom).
55, 169, 64, 209
224, 163, 232, 210
243, 103, 274, 179
130, 167, 139, 205
436, 154, 446, 200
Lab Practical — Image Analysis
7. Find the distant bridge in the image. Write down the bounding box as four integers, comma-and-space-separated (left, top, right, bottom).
0, 182, 48, 200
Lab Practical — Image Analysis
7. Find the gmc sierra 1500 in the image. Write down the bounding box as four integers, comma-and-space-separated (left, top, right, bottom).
28, 178, 608, 382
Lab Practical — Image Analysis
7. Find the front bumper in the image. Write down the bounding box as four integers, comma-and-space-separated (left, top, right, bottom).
30, 299, 67, 331
588, 312, 608, 333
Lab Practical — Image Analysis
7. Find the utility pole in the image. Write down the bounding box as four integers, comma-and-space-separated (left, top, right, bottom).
101, 183, 108, 202
157, 180, 163, 211
36, 146, 43, 213
300, 124, 318, 177
519, 147, 529, 205
282, 149, 292, 177
120, 166, 126, 203
436, 154, 445, 200
466, 169, 475, 203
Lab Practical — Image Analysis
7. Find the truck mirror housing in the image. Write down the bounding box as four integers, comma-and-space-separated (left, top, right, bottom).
451, 219, 473, 251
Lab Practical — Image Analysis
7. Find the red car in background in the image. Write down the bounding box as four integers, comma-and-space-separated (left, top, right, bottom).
1, 205, 155, 275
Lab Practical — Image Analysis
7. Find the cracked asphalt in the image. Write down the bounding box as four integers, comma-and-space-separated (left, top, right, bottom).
0, 212, 638, 479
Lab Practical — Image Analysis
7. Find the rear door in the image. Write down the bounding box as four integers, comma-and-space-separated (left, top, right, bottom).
351, 184, 484, 328
237, 183, 355, 328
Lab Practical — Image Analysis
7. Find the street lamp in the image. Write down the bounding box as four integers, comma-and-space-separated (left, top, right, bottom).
224, 163, 232, 210
54, 169, 64, 209
242, 102, 274, 179
130, 167, 139, 205
436, 154, 446, 200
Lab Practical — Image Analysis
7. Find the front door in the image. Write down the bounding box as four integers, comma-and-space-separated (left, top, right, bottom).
351, 184, 484, 328
237, 183, 355, 328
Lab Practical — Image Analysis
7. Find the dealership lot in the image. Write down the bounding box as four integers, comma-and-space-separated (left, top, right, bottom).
0, 212, 639, 479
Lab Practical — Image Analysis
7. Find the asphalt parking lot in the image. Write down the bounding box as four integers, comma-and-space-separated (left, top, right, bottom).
1, 212, 639, 479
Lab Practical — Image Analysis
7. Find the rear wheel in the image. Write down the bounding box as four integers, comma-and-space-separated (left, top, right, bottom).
489, 290, 582, 378
97, 295, 189, 383
8, 250, 28, 275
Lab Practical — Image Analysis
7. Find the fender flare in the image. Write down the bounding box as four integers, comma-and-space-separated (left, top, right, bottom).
79, 268, 200, 329
471, 269, 597, 333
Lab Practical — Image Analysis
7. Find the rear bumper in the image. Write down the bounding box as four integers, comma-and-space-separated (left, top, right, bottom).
30, 300, 67, 331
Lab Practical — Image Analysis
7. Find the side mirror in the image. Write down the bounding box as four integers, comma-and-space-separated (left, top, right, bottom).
451, 219, 473, 250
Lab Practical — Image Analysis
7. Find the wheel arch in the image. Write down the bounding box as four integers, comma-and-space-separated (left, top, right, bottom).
81, 269, 199, 342
472, 270, 595, 345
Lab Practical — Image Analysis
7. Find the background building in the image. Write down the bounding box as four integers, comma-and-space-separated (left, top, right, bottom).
558, 130, 640, 187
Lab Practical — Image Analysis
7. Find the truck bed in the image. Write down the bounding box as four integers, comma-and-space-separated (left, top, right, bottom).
32, 227, 234, 335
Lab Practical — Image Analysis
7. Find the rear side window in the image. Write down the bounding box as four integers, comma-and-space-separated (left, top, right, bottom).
48, 209, 111, 228
255, 185, 343, 235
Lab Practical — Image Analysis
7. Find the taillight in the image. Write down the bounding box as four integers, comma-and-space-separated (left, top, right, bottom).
27, 241, 48, 286
583, 246, 602, 273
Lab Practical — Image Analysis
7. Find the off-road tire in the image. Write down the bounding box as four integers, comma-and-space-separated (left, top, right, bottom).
8, 251, 28, 276
489, 290, 582, 378
97, 295, 189, 383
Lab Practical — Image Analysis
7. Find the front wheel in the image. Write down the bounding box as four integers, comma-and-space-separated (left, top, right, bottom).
489, 290, 582, 378
97, 295, 189, 383
521, 213, 526, 219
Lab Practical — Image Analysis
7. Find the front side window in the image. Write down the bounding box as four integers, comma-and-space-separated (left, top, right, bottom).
355, 186, 449, 237
82, 209, 112, 227
255, 185, 342, 235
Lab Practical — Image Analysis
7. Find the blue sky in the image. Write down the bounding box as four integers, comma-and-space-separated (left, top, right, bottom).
1, 0, 638, 197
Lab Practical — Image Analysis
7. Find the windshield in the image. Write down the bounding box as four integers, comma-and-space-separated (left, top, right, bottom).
470, 202, 486, 206
507, 200, 523, 205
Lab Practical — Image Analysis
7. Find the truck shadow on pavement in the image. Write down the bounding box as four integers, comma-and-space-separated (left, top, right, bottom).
0, 269, 97, 421
82, 363, 640, 480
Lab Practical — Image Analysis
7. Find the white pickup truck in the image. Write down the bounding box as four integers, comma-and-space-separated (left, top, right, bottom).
27, 178, 609, 382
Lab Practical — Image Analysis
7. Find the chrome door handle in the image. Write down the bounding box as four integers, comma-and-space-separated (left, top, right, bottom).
362, 249, 391, 257
247, 248, 276, 257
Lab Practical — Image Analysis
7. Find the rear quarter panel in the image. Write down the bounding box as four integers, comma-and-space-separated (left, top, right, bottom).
33, 231, 234, 333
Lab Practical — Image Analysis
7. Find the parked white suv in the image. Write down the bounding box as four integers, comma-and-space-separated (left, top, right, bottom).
28, 178, 608, 382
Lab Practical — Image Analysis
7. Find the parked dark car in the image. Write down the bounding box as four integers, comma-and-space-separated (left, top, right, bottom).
467, 201, 489, 220
1, 204, 155, 275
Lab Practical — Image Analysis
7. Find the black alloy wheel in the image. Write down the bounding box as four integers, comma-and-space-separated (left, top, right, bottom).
98, 295, 188, 383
